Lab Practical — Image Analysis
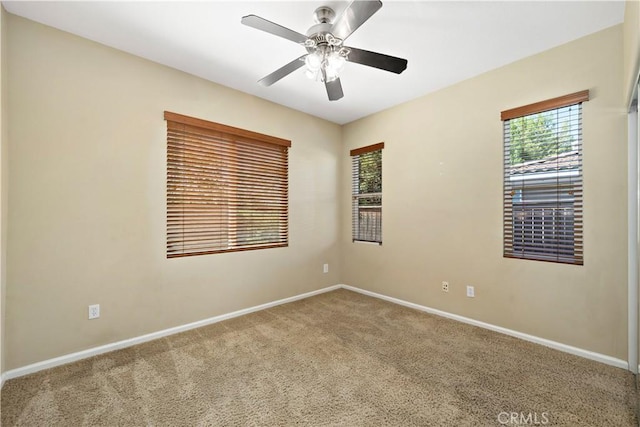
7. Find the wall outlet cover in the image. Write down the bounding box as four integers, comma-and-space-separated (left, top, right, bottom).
88, 304, 100, 319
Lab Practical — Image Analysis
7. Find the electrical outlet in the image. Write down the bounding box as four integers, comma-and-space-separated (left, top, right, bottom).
466, 286, 475, 298
442, 281, 449, 292
88, 304, 100, 319
323, 263, 329, 273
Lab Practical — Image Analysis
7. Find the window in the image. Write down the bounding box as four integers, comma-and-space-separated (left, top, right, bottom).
351, 143, 384, 244
165, 111, 290, 258
502, 91, 588, 265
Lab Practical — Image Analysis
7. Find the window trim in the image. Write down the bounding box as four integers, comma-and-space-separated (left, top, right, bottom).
164, 111, 291, 148
501, 90, 589, 121
350, 142, 385, 157
351, 142, 384, 245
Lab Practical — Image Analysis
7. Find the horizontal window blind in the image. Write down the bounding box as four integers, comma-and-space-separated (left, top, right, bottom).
502, 91, 588, 265
165, 111, 291, 258
351, 143, 384, 244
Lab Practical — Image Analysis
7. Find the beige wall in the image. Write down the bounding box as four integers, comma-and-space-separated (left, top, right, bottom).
5, 15, 342, 370
624, 0, 640, 105
341, 25, 627, 359
2, 13, 632, 371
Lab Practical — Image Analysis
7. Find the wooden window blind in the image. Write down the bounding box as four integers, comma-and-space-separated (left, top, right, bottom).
501, 91, 588, 265
351, 143, 384, 244
165, 111, 291, 258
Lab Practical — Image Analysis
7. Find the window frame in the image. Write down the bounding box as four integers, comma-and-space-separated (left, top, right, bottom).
165, 111, 291, 258
350, 142, 384, 245
501, 91, 588, 265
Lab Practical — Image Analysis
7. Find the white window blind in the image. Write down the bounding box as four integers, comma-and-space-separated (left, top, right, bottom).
165, 111, 291, 258
502, 91, 588, 265
351, 143, 384, 244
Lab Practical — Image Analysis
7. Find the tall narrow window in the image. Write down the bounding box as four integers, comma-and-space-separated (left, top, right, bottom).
165, 111, 291, 258
501, 91, 588, 265
351, 143, 384, 244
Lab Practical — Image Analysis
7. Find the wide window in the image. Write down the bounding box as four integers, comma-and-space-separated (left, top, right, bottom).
165, 111, 291, 258
502, 91, 588, 265
351, 143, 384, 244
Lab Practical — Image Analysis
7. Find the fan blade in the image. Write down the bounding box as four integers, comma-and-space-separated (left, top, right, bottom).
331, 0, 383, 41
346, 47, 407, 74
325, 78, 344, 101
258, 56, 306, 86
241, 15, 308, 44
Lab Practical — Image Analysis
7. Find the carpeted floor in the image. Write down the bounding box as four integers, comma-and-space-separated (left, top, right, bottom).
1, 289, 637, 426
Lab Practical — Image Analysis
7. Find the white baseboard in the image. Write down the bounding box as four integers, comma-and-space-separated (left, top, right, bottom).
2, 285, 341, 382
342, 285, 629, 370
2, 283, 629, 383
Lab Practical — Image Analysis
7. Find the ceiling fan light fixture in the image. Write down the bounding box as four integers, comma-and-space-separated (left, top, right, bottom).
305, 52, 323, 71
325, 51, 346, 80
304, 45, 349, 82
324, 69, 338, 83
305, 69, 318, 80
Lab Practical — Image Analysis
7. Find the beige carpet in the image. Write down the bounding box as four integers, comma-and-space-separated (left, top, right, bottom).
1, 289, 637, 426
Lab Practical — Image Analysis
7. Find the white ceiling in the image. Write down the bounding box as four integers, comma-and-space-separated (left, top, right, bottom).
3, 1, 625, 125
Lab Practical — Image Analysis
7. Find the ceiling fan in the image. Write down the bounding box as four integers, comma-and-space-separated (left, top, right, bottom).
241, 0, 408, 101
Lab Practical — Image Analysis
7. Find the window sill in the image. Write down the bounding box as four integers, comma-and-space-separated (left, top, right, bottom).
353, 240, 382, 246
